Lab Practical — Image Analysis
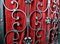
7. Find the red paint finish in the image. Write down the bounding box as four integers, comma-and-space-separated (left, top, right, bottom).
5, 0, 58, 44
5, 0, 15, 44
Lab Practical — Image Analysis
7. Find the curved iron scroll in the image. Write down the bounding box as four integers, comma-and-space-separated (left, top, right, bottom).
37, 0, 60, 44
1, 0, 60, 44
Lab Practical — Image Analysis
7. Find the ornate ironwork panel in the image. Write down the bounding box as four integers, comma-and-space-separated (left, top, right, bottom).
0, 0, 60, 44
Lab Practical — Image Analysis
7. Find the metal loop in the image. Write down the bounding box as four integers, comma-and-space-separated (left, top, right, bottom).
30, 21, 42, 31
5, 30, 19, 44
1, 0, 18, 11
12, 22, 20, 30
36, 28, 42, 38
12, 22, 26, 32
30, 10, 42, 30
35, 21, 43, 38
30, 10, 42, 20
50, 5, 59, 13
36, 2, 48, 12
50, 8, 58, 13
12, 9, 26, 20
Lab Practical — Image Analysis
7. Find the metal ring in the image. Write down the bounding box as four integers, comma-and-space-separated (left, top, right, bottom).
30, 21, 42, 31
50, 5, 59, 13
12, 9, 26, 20
36, 2, 48, 12
1, 0, 18, 11
4, 30, 19, 44
12, 22, 20, 30
30, 10, 42, 20
12, 22, 26, 32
